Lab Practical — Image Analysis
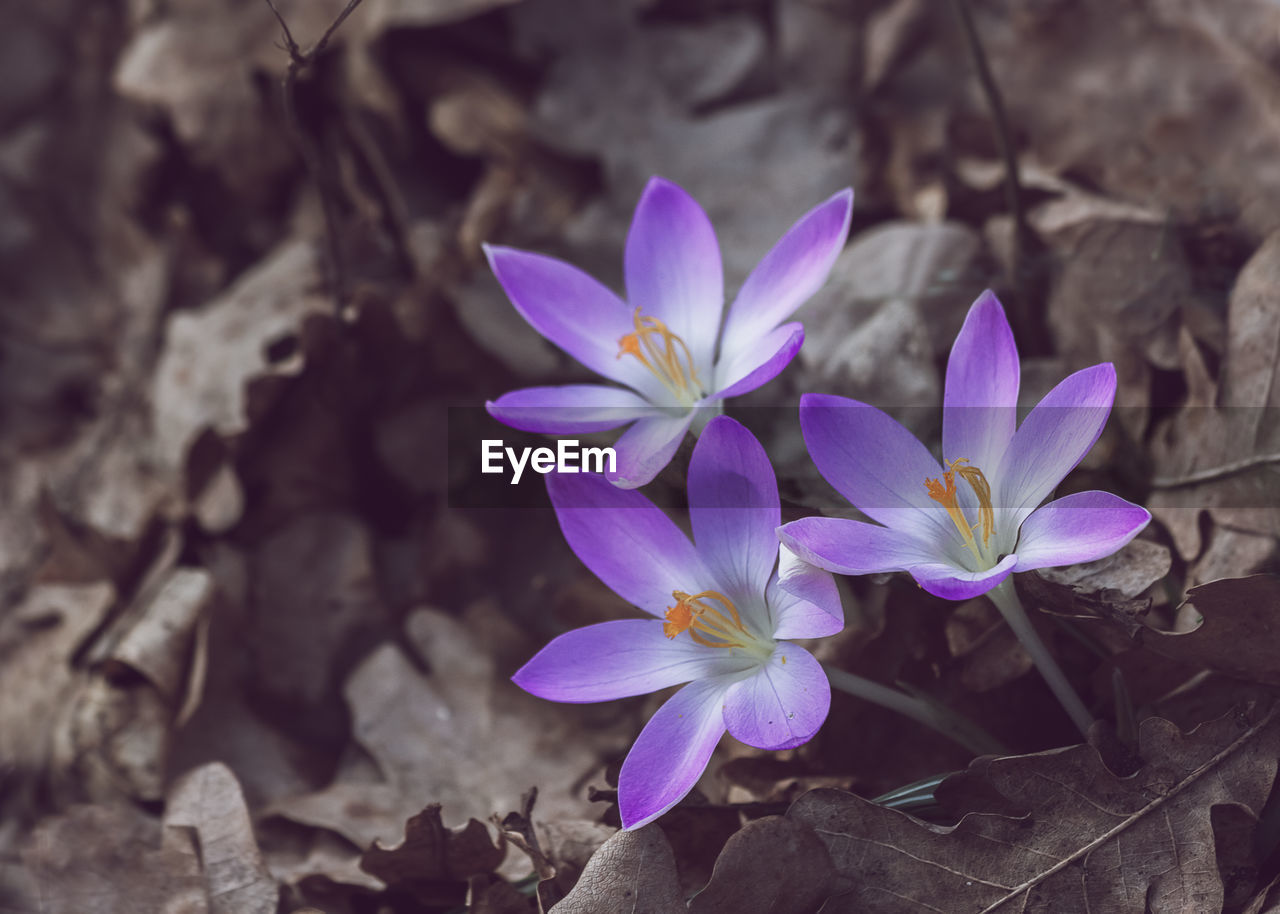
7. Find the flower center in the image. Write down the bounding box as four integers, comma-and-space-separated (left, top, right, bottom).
925, 458, 996, 566
663, 589, 762, 651
617, 308, 704, 405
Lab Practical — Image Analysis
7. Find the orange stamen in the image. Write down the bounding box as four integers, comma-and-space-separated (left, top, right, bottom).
663, 590, 751, 648
617, 309, 703, 403
924, 458, 996, 560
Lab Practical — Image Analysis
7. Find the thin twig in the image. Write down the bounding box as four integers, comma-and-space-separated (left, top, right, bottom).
263, 0, 367, 313
948, 0, 1039, 342
1152, 451, 1280, 488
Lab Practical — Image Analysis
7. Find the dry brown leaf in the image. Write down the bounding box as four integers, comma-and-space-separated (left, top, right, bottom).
270, 608, 605, 854
1140, 575, 1280, 686
22, 804, 207, 914
359, 804, 505, 904
1147, 217, 1280, 583
550, 824, 685, 914
688, 816, 840, 914
790, 706, 1280, 913
150, 237, 331, 500
0, 582, 115, 777
165, 763, 279, 914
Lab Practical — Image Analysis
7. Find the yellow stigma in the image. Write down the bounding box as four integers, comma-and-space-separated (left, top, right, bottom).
617, 309, 704, 404
663, 590, 751, 649
924, 458, 995, 564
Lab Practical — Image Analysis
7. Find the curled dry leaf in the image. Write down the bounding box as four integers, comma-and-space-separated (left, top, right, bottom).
1140, 575, 1280, 686
165, 762, 279, 914
789, 705, 1280, 913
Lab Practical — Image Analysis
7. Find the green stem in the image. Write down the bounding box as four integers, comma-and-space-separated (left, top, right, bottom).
824, 665, 1005, 757
987, 577, 1094, 737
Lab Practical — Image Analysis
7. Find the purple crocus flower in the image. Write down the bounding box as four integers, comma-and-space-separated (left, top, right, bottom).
513, 416, 842, 829
778, 291, 1151, 601
484, 177, 853, 488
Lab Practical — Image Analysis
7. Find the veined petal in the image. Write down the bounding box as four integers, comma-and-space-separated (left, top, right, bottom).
723, 642, 829, 751
625, 177, 723, 374
486, 385, 655, 433
688, 416, 779, 608
711, 322, 804, 401
605, 409, 695, 489
512, 620, 750, 702
943, 290, 1020, 471
997, 363, 1117, 524
547, 471, 711, 617
1013, 491, 1151, 571
768, 544, 844, 639
799, 393, 955, 543
484, 245, 656, 395
719, 188, 853, 358
618, 678, 730, 829
909, 554, 1017, 600
778, 515, 937, 576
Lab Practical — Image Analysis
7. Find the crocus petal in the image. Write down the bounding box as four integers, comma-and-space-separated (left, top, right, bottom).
625, 177, 723, 374
486, 384, 655, 433
997, 363, 1117, 524
799, 393, 955, 543
909, 554, 1018, 600
723, 642, 829, 751
484, 245, 657, 395
618, 678, 730, 829
778, 516, 938, 576
548, 471, 711, 617
719, 188, 853, 358
943, 290, 1020, 472
711, 322, 804, 401
1013, 491, 1152, 571
512, 619, 751, 702
768, 544, 844, 639
606, 410, 696, 489
688, 416, 779, 607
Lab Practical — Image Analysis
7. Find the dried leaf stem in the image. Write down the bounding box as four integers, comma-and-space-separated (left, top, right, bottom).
263, 0, 367, 313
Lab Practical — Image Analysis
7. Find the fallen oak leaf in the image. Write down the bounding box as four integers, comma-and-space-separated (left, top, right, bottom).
359, 804, 506, 905
688, 816, 841, 914
550, 824, 684, 914
789, 705, 1280, 913
1139, 575, 1280, 686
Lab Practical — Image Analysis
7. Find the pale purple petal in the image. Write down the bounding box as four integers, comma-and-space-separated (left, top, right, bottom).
486, 385, 655, 433
799, 393, 955, 543
723, 643, 829, 751
943, 290, 1020, 472
778, 515, 938, 576
768, 544, 844, 639
909, 554, 1018, 600
484, 244, 656, 395
711, 322, 804, 401
997, 363, 1117, 524
548, 471, 711, 616
605, 410, 696, 489
1013, 491, 1151, 571
512, 620, 750, 702
625, 177, 723, 373
719, 189, 853, 358
618, 677, 730, 829
688, 416, 779, 606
